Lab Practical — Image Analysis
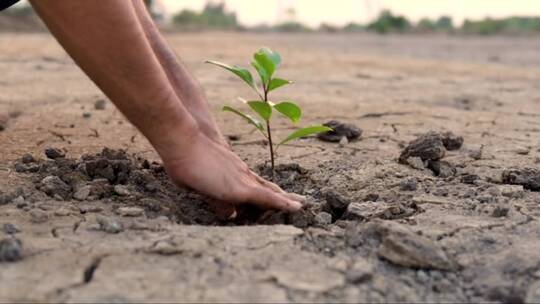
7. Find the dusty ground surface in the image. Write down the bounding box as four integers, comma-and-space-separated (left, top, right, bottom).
1, 32, 540, 303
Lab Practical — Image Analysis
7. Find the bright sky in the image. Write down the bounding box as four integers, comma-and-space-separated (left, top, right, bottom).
161, 0, 540, 26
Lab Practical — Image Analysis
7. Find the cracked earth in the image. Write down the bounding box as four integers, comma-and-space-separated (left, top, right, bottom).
2, 32, 540, 303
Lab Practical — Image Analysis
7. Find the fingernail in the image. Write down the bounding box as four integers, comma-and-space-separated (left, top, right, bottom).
289, 200, 303, 212
296, 195, 307, 203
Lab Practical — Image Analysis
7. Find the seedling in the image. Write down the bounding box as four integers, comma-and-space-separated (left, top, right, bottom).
207, 48, 331, 171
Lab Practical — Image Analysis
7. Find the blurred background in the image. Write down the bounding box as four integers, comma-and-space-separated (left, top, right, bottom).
3, 0, 540, 35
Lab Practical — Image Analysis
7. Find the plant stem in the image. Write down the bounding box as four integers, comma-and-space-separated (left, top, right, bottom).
263, 86, 275, 171
266, 120, 275, 171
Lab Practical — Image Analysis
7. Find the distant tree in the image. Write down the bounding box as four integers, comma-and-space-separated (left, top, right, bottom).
319, 23, 339, 33
461, 16, 540, 35
342, 22, 364, 32
367, 10, 411, 34
417, 18, 436, 31
272, 22, 311, 33
416, 16, 454, 33
173, 2, 238, 30
435, 16, 454, 31
462, 18, 505, 35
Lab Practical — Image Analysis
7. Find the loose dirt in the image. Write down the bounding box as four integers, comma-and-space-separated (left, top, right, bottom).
1, 32, 540, 303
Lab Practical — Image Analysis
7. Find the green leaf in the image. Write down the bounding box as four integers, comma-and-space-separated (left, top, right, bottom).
251, 61, 269, 87
254, 53, 275, 82
253, 48, 281, 86
273, 101, 302, 123
259, 47, 282, 67
206, 60, 255, 89
222, 106, 265, 133
278, 125, 333, 146
247, 101, 272, 121
268, 78, 292, 92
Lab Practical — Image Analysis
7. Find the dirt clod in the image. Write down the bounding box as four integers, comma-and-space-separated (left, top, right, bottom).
502, 168, 540, 191
0, 237, 23, 262
44, 148, 65, 160
399, 131, 446, 164
40, 176, 71, 199
428, 160, 456, 178
372, 220, 456, 270
441, 131, 464, 151
400, 178, 418, 191
317, 120, 362, 142
343, 202, 388, 221
324, 190, 351, 218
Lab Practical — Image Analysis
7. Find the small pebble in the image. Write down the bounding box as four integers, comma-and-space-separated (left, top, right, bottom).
113, 185, 131, 196
339, 136, 349, 147
29, 209, 49, 223
0, 193, 13, 205
469, 148, 483, 160
82, 112, 92, 118
416, 270, 430, 283
97, 216, 124, 234
73, 185, 91, 201
117, 207, 144, 217
497, 185, 524, 198
492, 206, 510, 218
12, 196, 25, 206
3, 223, 20, 235
54, 207, 72, 217
314, 212, 332, 226
79, 206, 103, 213
460, 174, 480, 185
21, 154, 35, 164
0, 238, 23, 262
515, 146, 530, 155
94, 99, 107, 110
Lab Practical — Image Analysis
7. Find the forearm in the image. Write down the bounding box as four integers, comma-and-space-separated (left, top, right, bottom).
29, 0, 198, 150
132, 1, 206, 105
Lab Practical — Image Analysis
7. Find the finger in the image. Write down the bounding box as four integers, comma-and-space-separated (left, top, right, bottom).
251, 173, 283, 192
251, 173, 307, 203
246, 185, 303, 212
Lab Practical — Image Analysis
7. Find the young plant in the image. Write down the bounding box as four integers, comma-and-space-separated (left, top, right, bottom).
206, 48, 331, 171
